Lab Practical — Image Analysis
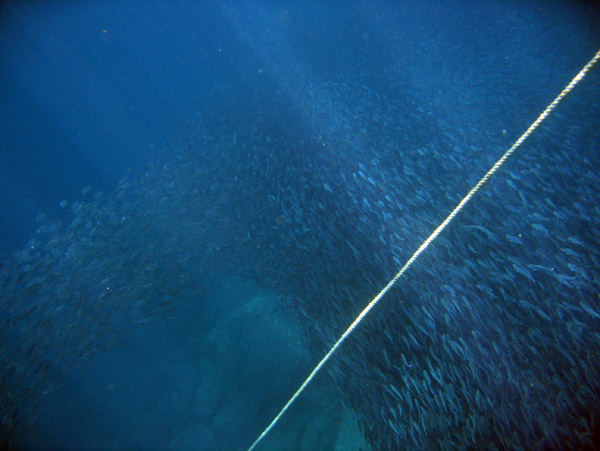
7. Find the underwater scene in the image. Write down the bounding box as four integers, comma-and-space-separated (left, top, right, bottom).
1, 1, 600, 450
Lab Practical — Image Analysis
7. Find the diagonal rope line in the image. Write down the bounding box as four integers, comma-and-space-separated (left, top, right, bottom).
248, 48, 600, 451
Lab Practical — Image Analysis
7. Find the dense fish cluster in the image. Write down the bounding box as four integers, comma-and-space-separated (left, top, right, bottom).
2, 32, 600, 451
184, 68, 600, 448
0, 175, 221, 443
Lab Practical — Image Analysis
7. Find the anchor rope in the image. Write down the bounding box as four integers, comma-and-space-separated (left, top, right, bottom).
248, 49, 600, 451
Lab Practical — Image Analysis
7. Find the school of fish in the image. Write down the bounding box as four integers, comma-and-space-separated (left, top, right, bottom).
1, 42, 600, 449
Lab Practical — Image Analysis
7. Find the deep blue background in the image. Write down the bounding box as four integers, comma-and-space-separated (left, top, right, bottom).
0, 1, 240, 256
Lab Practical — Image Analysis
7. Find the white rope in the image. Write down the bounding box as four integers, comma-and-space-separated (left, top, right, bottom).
248, 49, 600, 451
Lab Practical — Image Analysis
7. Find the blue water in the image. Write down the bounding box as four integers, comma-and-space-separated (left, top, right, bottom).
1, 1, 227, 256
1, 1, 599, 449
